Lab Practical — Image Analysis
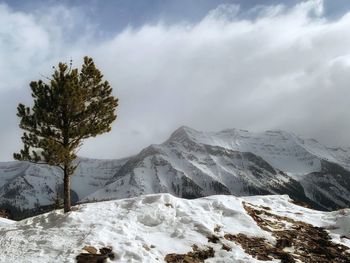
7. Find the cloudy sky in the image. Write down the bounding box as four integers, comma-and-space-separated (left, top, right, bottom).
1, 0, 350, 161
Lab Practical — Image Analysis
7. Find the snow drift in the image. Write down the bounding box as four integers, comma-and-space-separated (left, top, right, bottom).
0, 193, 349, 262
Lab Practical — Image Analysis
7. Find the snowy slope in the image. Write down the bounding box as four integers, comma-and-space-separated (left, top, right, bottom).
0, 217, 14, 227
84, 126, 350, 211
2, 126, 350, 217
164, 127, 338, 174
0, 158, 128, 216
0, 194, 349, 262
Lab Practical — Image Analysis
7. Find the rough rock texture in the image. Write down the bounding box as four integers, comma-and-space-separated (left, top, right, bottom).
227, 202, 350, 262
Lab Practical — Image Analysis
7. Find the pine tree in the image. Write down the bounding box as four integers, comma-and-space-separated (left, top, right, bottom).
14, 57, 118, 213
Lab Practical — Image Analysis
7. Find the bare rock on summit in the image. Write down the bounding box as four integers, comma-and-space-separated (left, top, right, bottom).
225, 202, 350, 263
165, 246, 215, 263
76, 246, 115, 263
82, 246, 98, 254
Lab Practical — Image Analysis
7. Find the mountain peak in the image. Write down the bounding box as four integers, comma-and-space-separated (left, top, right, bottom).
167, 125, 199, 142
175, 125, 198, 133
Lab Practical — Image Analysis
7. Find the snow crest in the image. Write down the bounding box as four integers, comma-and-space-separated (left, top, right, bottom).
0, 194, 349, 262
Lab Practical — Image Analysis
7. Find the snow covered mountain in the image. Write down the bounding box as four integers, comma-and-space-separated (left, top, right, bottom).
1, 126, 350, 218
83, 126, 350, 211
0, 194, 349, 262
0, 158, 128, 218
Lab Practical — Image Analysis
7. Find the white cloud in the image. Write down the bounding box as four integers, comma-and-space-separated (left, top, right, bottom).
0, 3, 90, 160
1, 0, 350, 161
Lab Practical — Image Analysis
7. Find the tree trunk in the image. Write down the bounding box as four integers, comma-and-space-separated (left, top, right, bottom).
63, 166, 71, 213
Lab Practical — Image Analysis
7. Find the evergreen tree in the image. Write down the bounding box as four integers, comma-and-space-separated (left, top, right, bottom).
14, 57, 118, 212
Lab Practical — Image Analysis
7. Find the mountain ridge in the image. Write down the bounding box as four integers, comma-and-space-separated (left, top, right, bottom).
79, 126, 350, 210
1, 126, 350, 219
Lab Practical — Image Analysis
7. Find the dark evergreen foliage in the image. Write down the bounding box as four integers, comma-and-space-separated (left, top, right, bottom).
14, 57, 118, 212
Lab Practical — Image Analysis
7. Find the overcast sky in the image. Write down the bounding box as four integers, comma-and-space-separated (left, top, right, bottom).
1, 0, 350, 161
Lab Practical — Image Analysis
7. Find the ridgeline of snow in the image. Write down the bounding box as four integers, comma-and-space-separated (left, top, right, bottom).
168, 126, 350, 174
1, 126, 350, 215
0, 194, 349, 262
83, 127, 350, 211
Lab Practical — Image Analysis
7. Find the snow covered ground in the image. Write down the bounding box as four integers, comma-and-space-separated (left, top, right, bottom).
0, 217, 13, 227
0, 193, 349, 262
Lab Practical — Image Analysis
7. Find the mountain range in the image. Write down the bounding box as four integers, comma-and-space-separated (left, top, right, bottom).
1, 126, 350, 219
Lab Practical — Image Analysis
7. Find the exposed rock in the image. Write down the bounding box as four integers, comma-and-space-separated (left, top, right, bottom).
83, 246, 97, 254
221, 244, 232, 251
143, 244, 151, 251
99, 247, 114, 259
207, 234, 220, 244
224, 202, 350, 263
213, 225, 222, 233
276, 237, 292, 249
165, 203, 174, 208
165, 246, 214, 263
76, 253, 108, 263
76, 246, 115, 263
224, 233, 280, 261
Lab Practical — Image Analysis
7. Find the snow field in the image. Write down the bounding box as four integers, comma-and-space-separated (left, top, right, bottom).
0, 193, 349, 262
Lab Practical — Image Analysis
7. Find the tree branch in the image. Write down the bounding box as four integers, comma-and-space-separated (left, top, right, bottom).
25, 160, 64, 171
